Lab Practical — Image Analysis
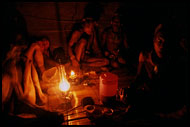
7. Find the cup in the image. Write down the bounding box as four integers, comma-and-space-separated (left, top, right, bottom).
99, 72, 118, 106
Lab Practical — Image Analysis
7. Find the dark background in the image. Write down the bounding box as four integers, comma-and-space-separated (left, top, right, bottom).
3, 2, 188, 62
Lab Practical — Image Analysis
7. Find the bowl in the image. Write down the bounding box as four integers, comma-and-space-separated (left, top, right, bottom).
103, 108, 114, 116
84, 105, 103, 120
84, 105, 95, 113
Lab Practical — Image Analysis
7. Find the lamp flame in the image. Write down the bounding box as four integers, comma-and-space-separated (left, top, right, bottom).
58, 65, 70, 92
59, 77, 70, 92
70, 70, 76, 79
71, 70, 75, 76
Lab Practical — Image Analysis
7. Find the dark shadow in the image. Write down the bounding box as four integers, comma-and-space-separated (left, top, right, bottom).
67, 2, 104, 43
3, 2, 28, 61
84, 2, 104, 21
66, 22, 82, 44
4, 2, 28, 44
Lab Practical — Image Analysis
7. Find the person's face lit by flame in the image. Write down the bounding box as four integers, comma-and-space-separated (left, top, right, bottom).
84, 23, 94, 35
153, 24, 168, 59
37, 39, 50, 54
111, 17, 121, 33
43, 40, 50, 51
153, 32, 165, 59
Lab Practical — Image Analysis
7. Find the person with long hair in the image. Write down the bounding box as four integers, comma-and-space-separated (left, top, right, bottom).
68, 18, 109, 68
127, 23, 188, 123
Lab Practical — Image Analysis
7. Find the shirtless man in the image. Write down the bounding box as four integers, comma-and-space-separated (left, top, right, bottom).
68, 18, 109, 68
101, 15, 129, 68
26, 37, 59, 79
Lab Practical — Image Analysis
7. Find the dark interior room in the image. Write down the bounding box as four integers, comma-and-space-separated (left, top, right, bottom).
2, 1, 189, 126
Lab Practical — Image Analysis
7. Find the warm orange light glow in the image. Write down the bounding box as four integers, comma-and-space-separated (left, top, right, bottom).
58, 65, 70, 92
59, 77, 70, 92
71, 70, 75, 76
70, 70, 76, 79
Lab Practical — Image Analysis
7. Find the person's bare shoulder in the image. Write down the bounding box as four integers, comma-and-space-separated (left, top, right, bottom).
69, 30, 82, 44
30, 42, 40, 50
72, 30, 82, 38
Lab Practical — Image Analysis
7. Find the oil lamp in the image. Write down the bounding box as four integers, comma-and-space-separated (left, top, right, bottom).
58, 65, 72, 96
59, 76, 70, 93
58, 65, 73, 111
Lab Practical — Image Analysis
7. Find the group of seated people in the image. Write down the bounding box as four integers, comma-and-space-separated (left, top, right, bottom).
68, 15, 129, 70
2, 13, 188, 125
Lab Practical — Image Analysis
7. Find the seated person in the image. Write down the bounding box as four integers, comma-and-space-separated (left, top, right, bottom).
127, 23, 188, 121
26, 36, 59, 79
2, 44, 47, 109
68, 18, 109, 68
101, 14, 129, 68
39, 36, 60, 69
2, 43, 63, 126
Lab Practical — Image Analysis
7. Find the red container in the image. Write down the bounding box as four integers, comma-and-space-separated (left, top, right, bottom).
99, 72, 118, 105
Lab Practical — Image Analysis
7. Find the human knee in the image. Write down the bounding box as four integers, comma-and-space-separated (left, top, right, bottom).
118, 57, 126, 64
75, 39, 87, 54
111, 61, 119, 68
104, 58, 110, 65
79, 39, 87, 48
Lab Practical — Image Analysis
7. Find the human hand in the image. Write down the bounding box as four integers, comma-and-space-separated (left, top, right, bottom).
104, 51, 110, 57
118, 88, 125, 101
118, 57, 126, 64
112, 49, 119, 57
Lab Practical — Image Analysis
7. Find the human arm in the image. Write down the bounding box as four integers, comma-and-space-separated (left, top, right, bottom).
92, 30, 102, 57
25, 43, 45, 77
34, 48, 45, 77
31, 62, 47, 105
130, 52, 149, 90
25, 43, 39, 60
68, 31, 81, 67
101, 31, 108, 56
44, 54, 59, 68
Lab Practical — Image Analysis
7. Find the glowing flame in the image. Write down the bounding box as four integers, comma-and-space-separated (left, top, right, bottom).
59, 77, 70, 92
70, 70, 76, 79
71, 70, 75, 76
